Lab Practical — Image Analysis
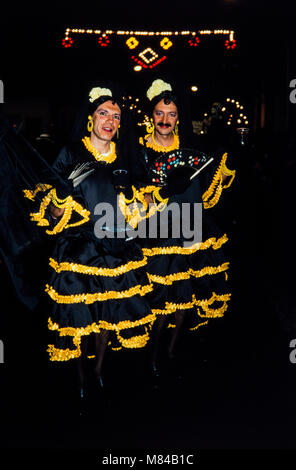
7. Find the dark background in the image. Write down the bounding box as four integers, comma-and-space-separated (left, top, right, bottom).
1, 0, 296, 141
0, 0, 296, 461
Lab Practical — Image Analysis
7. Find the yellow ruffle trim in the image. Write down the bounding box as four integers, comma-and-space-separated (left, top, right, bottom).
47, 338, 82, 361
189, 320, 209, 331
196, 293, 230, 318
118, 187, 168, 229
147, 262, 229, 285
140, 133, 180, 153
46, 291, 230, 361
45, 282, 153, 304
27, 187, 90, 235
49, 255, 148, 277
47, 313, 156, 361
23, 183, 53, 201
203, 153, 236, 209
152, 292, 231, 318
142, 234, 228, 257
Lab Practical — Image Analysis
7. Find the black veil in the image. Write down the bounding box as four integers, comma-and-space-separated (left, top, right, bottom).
0, 117, 73, 310
0, 80, 142, 310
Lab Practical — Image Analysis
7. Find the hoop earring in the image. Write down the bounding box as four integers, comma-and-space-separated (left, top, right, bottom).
174, 120, 179, 136
146, 118, 155, 134
87, 115, 93, 133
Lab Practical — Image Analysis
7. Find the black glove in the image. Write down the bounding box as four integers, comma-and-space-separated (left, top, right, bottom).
54, 179, 74, 200
112, 170, 135, 200
112, 170, 130, 190
160, 166, 193, 198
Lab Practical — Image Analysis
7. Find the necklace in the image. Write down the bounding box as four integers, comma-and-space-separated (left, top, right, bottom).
82, 136, 117, 164
144, 133, 180, 153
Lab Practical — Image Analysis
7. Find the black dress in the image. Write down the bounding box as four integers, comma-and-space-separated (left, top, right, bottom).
26, 141, 155, 361
131, 138, 235, 331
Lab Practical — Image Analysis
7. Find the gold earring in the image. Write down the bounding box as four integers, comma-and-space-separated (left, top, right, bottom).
146, 118, 155, 134
117, 124, 120, 139
174, 120, 179, 136
87, 115, 93, 133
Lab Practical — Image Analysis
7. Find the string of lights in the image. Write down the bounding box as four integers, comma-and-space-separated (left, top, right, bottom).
63, 28, 235, 38
61, 28, 237, 70
122, 92, 248, 133
192, 97, 248, 135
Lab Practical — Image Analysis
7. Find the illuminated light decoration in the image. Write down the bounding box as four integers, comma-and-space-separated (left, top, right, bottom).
148, 56, 167, 69
126, 36, 139, 49
138, 47, 158, 64
225, 39, 236, 50
134, 65, 142, 72
193, 97, 249, 136
191, 86, 198, 92
62, 28, 236, 70
63, 27, 235, 41
62, 37, 73, 48
160, 37, 173, 50
98, 34, 110, 47
131, 55, 148, 69
188, 36, 200, 47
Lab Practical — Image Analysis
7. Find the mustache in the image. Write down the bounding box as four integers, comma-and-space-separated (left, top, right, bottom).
157, 122, 171, 128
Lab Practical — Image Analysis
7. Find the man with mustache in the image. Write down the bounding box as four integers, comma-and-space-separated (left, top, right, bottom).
135, 79, 235, 379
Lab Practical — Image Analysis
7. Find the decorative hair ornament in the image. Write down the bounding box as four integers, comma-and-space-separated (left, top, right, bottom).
88, 87, 112, 103
146, 79, 172, 101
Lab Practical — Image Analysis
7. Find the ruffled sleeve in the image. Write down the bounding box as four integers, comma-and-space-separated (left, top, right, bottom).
23, 146, 90, 235
202, 152, 236, 209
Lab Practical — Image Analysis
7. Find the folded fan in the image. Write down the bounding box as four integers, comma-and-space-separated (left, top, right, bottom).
148, 149, 213, 185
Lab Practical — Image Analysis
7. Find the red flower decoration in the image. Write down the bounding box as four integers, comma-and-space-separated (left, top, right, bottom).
62, 37, 73, 48
225, 39, 236, 50
98, 35, 110, 47
188, 36, 200, 47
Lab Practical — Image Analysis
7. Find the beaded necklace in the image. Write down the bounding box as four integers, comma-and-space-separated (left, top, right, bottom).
82, 136, 117, 164
144, 133, 180, 153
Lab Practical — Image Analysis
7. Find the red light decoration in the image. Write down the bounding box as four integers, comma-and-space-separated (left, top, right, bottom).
62, 37, 73, 48
148, 56, 167, 69
131, 56, 148, 69
98, 35, 110, 47
225, 39, 236, 50
188, 36, 200, 47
